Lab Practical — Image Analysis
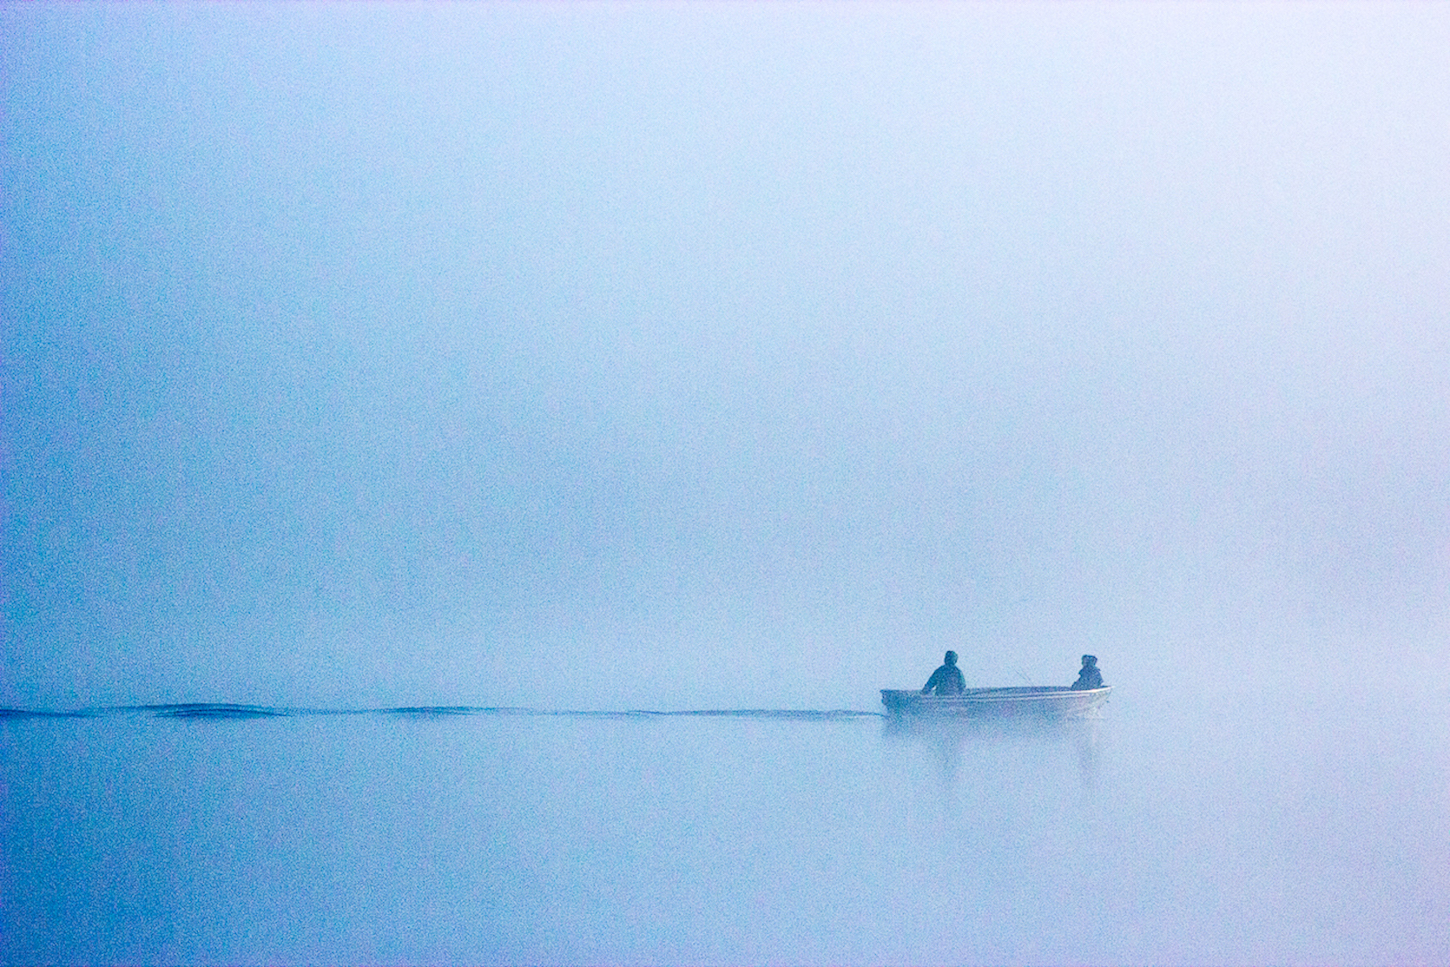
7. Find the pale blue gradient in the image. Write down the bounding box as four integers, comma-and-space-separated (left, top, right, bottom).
2, 3, 1449, 962
4, 687, 1449, 964
6, 3, 1446, 710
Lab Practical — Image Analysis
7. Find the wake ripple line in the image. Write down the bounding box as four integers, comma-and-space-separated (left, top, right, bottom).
1, 704, 885, 721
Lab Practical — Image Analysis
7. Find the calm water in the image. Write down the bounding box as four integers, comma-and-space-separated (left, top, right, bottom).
4, 683, 1448, 965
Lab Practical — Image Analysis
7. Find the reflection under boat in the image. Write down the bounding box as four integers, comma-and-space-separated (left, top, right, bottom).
882, 701, 1106, 792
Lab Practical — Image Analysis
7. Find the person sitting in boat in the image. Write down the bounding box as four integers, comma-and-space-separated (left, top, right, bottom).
921, 650, 966, 696
1071, 654, 1103, 690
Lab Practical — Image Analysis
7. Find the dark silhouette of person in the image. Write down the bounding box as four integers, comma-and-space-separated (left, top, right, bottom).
922, 650, 966, 696
1071, 654, 1103, 690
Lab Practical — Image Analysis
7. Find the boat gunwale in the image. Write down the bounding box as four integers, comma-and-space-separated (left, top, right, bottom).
880, 684, 1112, 715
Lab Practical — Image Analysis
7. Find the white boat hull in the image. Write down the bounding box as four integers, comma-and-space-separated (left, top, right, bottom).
881, 685, 1112, 717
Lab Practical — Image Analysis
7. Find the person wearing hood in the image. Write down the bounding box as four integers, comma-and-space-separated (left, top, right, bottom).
921, 651, 966, 696
1071, 654, 1103, 690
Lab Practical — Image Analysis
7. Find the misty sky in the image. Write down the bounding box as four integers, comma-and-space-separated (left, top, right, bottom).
4, 3, 1448, 711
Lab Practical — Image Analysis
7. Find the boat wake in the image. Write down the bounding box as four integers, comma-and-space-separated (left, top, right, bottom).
0, 703, 885, 722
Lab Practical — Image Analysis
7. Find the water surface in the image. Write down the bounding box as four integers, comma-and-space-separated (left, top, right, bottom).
4, 687, 1447, 965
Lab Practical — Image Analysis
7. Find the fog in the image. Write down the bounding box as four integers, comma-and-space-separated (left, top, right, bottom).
3, 4, 1449, 963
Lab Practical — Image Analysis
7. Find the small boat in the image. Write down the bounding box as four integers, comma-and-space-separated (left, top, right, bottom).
880, 685, 1112, 718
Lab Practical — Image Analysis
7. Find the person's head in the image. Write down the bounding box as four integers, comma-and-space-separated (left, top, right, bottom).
944, 651, 958, 666
1081, 654, 1097, 668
